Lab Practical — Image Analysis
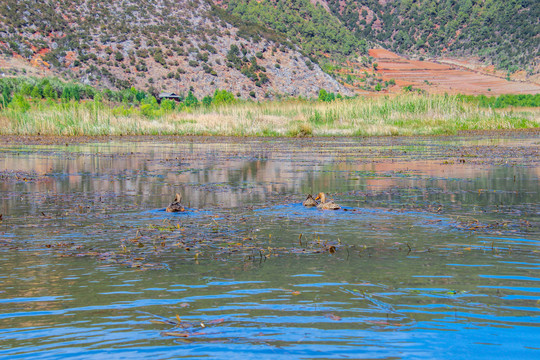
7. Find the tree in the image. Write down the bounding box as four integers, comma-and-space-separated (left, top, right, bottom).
213, 89, 236, 105
0, 82, 12, 108
43, 84, 56, 99
31, 86, 42, 99
184, 91, 199, 107
202, 95, 213, 107
318, 89, 328, 102
61, 87, 71, 101
160, 99, 176, 111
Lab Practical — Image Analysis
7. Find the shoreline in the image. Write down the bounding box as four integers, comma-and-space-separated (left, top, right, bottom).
1, 128, 539, 146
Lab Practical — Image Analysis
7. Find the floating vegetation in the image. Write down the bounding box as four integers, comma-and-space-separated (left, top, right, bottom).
137, 310, 225, 339
452, 218, 534, 234
0, 169, 43, 182
1, 136, 539, 358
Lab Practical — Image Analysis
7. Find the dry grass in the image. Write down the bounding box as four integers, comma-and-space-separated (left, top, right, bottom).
1, 94, 538, 136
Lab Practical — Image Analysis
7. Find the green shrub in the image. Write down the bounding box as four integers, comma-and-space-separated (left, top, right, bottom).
318, 89, 336, 102
202, 95, 213, 107
160, 99, 176, 111
213, 89, 236, 105
184, 91, 199, 107
9, 94, 30, 112
115, 51, 124, 62
31, 86, 42, 99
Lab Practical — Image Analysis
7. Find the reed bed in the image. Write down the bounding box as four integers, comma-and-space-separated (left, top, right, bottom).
1, 94, 538, 137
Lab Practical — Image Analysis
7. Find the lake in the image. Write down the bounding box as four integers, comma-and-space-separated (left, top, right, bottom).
1, 134, 539, 359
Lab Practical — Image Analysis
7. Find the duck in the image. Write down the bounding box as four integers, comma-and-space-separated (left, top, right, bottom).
166, 193, 185, 212
315, 192, 341, 210
303, 194, 318, 207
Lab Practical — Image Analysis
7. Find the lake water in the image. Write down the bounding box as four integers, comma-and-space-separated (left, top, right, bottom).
1, 135, 539, 359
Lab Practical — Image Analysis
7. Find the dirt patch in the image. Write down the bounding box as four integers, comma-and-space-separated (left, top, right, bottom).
368, 49, 540, 95
368, 49, 402, 59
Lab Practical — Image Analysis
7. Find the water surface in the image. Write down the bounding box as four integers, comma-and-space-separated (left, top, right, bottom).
1, 135, 539, 359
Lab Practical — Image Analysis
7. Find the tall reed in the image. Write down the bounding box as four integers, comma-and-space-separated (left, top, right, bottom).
0, 95, 538, 136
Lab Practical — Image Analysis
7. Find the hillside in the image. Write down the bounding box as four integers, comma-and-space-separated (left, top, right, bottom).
0, 0, 349, 99
213, 0, 540, 92
325, 0, 539, 76
215, 0, 366, 62
367, 49, 540, 95
0, 0, 538, 97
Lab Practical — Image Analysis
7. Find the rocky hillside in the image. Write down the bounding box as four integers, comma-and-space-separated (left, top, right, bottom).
1, 0, 538, 97
216, 0, 365, 62
0, 0, 349, 99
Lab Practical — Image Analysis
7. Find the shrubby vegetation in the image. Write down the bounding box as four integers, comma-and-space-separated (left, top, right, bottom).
226, 44, 269, 86
0, 0, 287, 93
1, 77, 538, 137
457, 94, 540, 108
220, 0, 366, 63
318, 89, 341, 102
327, 0, 539, 73
0, 77, 243, 118
330, 65, 396, 93
0, 77, 149, 108
1, 0, 536, 100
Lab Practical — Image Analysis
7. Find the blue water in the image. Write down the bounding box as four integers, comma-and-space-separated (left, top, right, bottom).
0, 137, 539, 359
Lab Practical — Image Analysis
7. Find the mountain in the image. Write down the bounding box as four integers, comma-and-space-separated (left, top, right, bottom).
0, 0, 538, 97
216, 0, 367, 62
216, 0, 539, 76
0, 0, 349, 98
324, 0, 539, 75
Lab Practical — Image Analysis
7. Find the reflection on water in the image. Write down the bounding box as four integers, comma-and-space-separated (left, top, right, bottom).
0, 136, 539, 359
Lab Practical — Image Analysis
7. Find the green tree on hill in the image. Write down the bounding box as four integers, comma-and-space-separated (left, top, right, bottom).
223, 0, 363, 62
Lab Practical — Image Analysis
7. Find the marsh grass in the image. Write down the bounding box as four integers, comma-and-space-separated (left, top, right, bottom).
1, 95, 538, 137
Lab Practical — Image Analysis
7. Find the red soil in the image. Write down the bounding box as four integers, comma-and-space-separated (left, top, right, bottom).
367, 49, 540, 95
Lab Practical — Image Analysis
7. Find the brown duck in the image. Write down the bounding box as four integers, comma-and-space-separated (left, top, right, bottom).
303, 194, 318, 207
315, 192, 341, 210
166, 193, 185, 212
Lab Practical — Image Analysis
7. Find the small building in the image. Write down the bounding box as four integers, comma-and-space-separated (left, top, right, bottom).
158, 92, 183, 102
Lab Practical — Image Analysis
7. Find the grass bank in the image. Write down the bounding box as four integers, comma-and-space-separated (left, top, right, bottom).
1, 95, 538, 137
